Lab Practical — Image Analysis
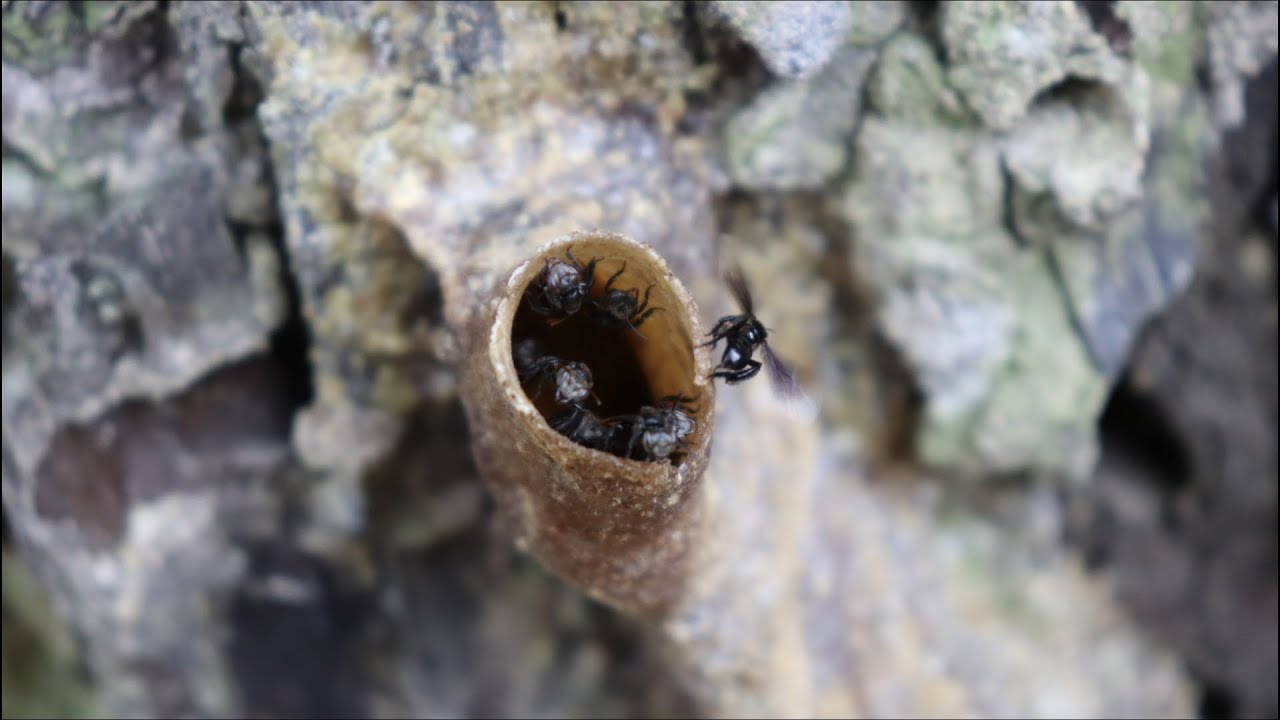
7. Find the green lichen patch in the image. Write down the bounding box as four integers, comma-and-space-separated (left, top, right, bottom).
1116, 1, 1200, 88
846, 0, 905, 48
917, 248, 1107, 481
2, 549, 98, 719
865, 32, 972, 124
940, 0, 1127, 131
843, 118, 1004, 240
1000, 81, 1147, 233
723, 45, 875, 190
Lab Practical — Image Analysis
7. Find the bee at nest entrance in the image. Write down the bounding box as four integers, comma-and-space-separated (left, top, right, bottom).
511, 248, 700, 465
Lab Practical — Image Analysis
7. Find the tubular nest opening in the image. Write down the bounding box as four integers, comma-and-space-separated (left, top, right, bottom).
507, 235, 706, 466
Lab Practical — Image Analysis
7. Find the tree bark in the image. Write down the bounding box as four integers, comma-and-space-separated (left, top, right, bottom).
3, 1, 1275, 718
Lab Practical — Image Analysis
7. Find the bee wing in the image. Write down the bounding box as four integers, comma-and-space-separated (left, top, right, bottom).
762, 344, 818, 422
722, 265, 755, 315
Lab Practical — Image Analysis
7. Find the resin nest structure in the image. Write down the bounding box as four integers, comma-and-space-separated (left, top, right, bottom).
458, 231, 716, 617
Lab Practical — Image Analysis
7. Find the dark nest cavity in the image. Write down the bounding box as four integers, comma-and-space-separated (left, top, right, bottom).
510, 249, 700, 465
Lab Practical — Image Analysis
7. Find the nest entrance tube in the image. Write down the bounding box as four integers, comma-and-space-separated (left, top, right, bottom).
459, 230, 715, 617
509, 236, 708, 464
511, 283, 657, 440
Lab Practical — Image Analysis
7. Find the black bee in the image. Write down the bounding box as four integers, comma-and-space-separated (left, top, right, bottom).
702, 267, 804, 401
525, 248, 600, 320
512, 336, 546, 378
591, 262, 662, 338
517, 353, 599, 407
549, 403, 629, 452
616, 394, 698, 462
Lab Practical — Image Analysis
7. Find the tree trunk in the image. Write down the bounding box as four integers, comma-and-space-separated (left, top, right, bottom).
3, 2, 1276, 718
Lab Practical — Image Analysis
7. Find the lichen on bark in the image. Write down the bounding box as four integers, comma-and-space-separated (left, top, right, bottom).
4, 0, 1274, 717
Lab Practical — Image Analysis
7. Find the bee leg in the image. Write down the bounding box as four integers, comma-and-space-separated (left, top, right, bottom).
712, 361, 761, 384
626, 423, 644, 460
634, 284, 654, 314
602, 263, 626, 293
700, 316, 741, 347
582, 255, 603, 288
658, 393, 699, 411
624, 321, 648, 341
526, 290, 551, 316
631, 304, 663, 329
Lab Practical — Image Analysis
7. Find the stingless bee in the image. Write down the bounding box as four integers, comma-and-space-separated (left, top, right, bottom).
514, 345, 599, 407
615, 394, 698, 462
549, 403, 629, 452
525, 247, 600, 320
590, 262, 662, 338
702, 266, 808, 408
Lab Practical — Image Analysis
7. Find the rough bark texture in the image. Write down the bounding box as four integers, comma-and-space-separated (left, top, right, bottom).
1068, 57, 1280, 720
2, 1, 1276, 718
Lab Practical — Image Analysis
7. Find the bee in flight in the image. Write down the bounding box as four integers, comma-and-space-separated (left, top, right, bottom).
702, 265, 814, 418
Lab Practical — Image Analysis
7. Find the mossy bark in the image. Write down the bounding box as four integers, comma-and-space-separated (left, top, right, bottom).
4, 1, 1275, 717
